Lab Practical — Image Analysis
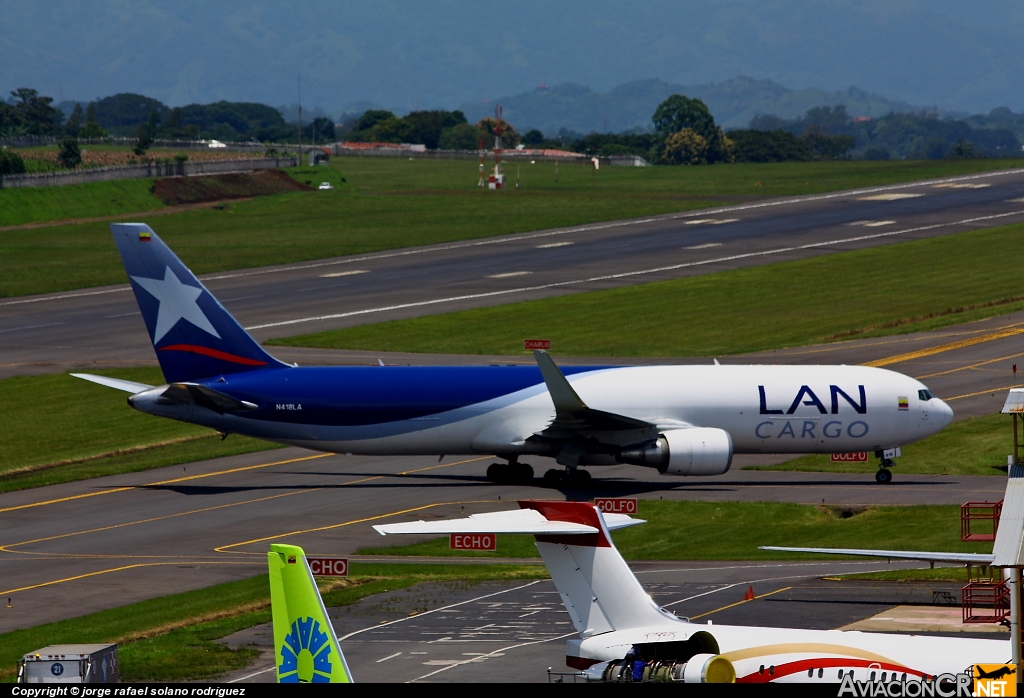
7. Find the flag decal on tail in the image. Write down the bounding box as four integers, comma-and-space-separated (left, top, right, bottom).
139, 231, 151, 241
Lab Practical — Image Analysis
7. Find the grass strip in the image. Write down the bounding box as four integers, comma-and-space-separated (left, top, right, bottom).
358, 500, 990, 561
0, 369, 278, 494
0, 178, 165, 227
746, 412, 1012, 476
0, 562, 546, 683
3, 158, 1022, 297
273, 221, 1024, 357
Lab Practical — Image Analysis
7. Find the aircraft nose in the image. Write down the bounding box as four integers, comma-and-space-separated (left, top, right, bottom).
934, 399, 954, 428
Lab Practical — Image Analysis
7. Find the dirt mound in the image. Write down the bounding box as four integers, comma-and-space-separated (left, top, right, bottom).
152, 169, 312, 205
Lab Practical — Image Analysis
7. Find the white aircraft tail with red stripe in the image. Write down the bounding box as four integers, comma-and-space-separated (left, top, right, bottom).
374, 500, 671, 636
519, 501, 676, 636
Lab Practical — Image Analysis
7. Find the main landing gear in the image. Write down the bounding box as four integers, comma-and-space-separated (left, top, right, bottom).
542, 467, 593, 488
486, 459, 534, 485
875, 465, 893, 484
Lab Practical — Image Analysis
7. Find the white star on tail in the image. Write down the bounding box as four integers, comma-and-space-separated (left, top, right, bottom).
131, 266, 221, 343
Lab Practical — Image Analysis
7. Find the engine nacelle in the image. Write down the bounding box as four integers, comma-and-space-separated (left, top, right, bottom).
586, 653, 736, 683
618, 428, 733, 476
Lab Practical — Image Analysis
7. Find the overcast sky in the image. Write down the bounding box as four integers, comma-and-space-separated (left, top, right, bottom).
3, 1, 1023, 115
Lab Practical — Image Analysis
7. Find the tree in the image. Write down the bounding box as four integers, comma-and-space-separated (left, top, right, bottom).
653, 95, 716, 140
57, 138, 82, 168
355, 110, 396, 132
438, 123, 480, 150
729, 129, 814, 162
661, 128, 708, 165
0, 148, 27, 175
308, 117, 335, 143
521, 129, 545, 146
947, 138, 976, 159
93, 93, 168, 130
801, 127, 854, 159
652, 95, 730, 163
10, 87, 63, 136
65, 103, 84, 137
0, 101, 25, 137
79, 102, 108, 139
476, 118, 519, 149
803, 105, 850, 135
133, 109, 160, 155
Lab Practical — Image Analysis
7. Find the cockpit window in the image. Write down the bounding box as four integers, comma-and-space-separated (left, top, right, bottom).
918, 389, 935, 401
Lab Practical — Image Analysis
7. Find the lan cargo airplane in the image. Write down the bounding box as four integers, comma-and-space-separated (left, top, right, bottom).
75, 223, 953, 484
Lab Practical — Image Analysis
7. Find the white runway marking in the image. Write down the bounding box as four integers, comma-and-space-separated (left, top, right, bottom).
320, 270, 369, 278
684, 218, 739, 225
536, 241, 574, 248
488, 271, 532, 279
859, 193, 923, 201
246, 208, 1024, 331
846, 220, 896, 227
683, 243, 722, 249
376, 652, 402, 663
0, 322, 65, 334
934, 183, 990, 189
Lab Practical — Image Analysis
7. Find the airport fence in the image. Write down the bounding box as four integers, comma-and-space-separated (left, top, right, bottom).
0, 156, 299, 189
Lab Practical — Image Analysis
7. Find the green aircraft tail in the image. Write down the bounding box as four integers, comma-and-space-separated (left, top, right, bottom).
268, 543, 353, 683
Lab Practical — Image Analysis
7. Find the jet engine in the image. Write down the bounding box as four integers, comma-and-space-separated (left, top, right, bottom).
586, 653, 736, 683
618, 428, 733, 476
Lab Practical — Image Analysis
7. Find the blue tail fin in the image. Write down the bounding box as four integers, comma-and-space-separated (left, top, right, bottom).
113, 223, 288, 383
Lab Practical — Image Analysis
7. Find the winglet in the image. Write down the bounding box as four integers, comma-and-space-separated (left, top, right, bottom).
268, 544, 353, 683
533, 350, 587, 411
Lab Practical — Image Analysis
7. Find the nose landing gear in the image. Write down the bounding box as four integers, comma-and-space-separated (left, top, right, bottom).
874, 447, 901, 484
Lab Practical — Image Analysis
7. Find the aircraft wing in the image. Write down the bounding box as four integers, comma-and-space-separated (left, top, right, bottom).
531, 351, 660, 462
372, 507, 645, 536
72, 373, 155, 393
759, 545, 994, 565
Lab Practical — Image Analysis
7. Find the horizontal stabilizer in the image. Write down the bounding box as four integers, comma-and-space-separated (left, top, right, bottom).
759, 545, 994, 565
163, 382, 259, 414
373, 506, 644, 536
72, 373, 155, 394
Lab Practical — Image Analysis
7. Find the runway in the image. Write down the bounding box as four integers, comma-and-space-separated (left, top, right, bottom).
0, 445, 1006, 635
2, 167, 1024, 379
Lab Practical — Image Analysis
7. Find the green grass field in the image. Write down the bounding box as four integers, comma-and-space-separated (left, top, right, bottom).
0, 178, 165, 227
0, 563, 545, 683
273, 221, 1024, 357
747, 412, 1012, 476
0, 369, 278, 494
358, 499, 990, 560
3, 158, 1022, 297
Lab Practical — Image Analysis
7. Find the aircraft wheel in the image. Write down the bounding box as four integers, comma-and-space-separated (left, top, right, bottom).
486, 462, 506, 483
569, 468, 592, 486
875, 469, 893, 484
543, 469, 565, 487
515, 463, 534, 483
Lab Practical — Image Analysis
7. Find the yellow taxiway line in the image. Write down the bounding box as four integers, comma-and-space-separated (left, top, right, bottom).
865, 324, 1024, 367
688, 586, 793, 620
0, 452, 333, 515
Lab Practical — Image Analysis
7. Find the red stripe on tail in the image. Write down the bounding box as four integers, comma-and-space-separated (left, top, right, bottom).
159, 344, 268, 366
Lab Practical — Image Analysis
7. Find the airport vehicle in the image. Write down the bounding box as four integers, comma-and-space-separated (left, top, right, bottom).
373, 501, 1010, 683
75, 223, 953, 484
268, 543, 352, 683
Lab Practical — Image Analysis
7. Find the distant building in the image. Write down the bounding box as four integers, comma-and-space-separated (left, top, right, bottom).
852, 116, 873, 123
